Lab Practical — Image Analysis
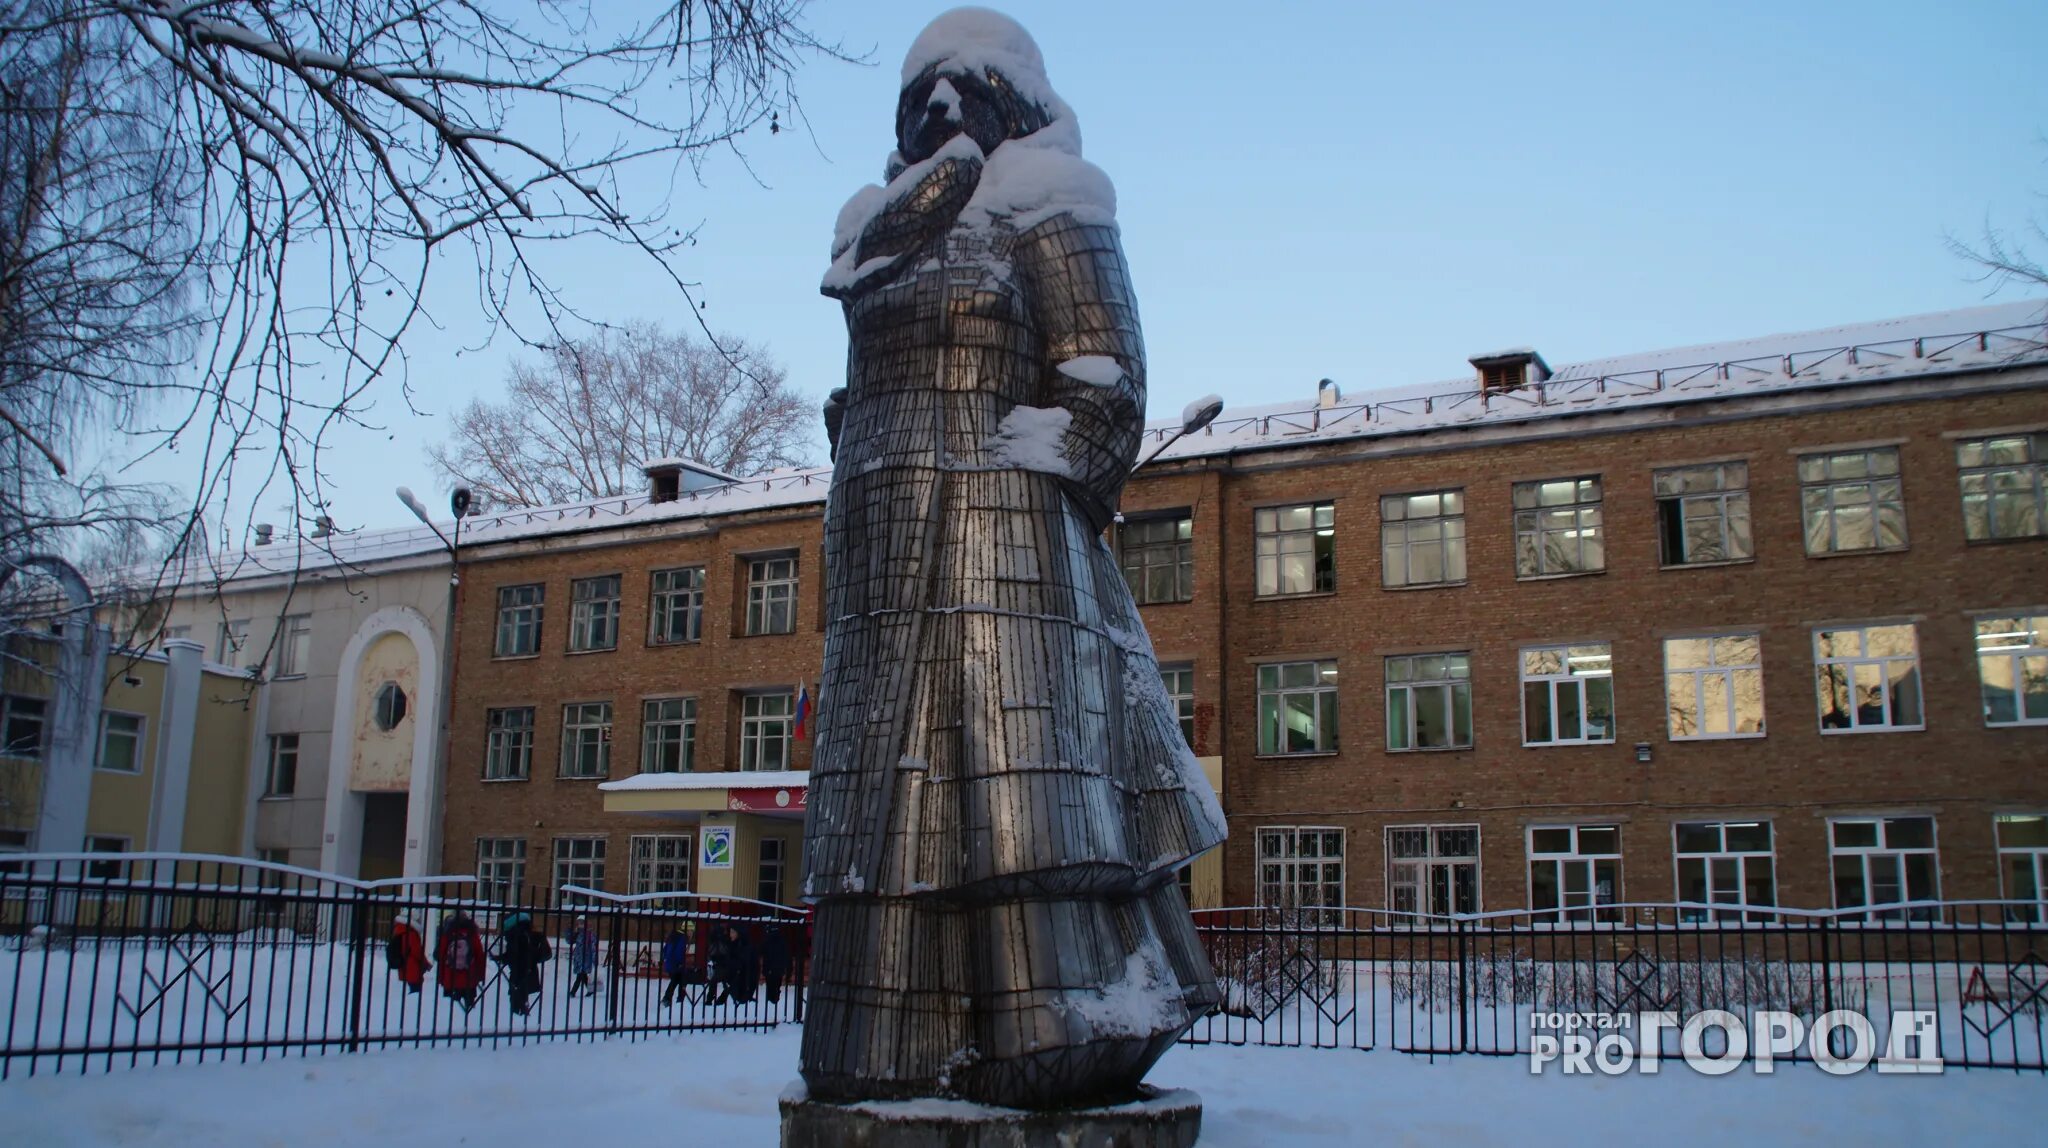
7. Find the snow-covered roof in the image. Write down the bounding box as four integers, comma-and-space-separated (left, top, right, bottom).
171, 300, 2047, 589
1141, 299, 2048, 463
600, 769, 809, 793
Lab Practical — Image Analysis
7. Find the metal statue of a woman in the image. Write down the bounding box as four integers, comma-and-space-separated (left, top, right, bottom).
798, 6, 1227, 1111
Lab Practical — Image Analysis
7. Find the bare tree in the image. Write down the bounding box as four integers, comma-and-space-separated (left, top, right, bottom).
430, 320, 811, 507
0, 0, 844, 661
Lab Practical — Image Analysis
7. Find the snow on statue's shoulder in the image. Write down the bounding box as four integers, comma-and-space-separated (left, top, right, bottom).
1056, 355, 1124, 388
983, 404, 1072, 477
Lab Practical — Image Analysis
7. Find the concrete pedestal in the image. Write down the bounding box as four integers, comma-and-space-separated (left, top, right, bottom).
779, 1082, 1202, 1148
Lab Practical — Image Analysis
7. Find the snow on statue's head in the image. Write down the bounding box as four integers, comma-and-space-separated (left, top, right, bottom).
892, 7, 1077, 168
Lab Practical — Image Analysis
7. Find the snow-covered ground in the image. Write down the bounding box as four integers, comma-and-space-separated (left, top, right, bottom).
2, 1026, 2042, 1147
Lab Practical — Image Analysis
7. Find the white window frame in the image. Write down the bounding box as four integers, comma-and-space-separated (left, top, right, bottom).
1663, 634, 1765, 740
1380, 489, 1467, 588
96, 711, 145, 773
277, 614, 313, 677
1384, 652, 1472, 751
264, 732, 299, 798
559, 701, 613, 778
1519, 644, 1614, 745
1828, 816, 1939, 922
649, 566, 705, 645
1995, 815, 2048, 922
1527, 824, 1622, 924
757, 837, 788, 903
1654, 462, 1753, 566
1160, 664, 1196, 748
1119, 514, 1195, 605
216, 618, 251, 668
1254, 502, 1335, 597
552, 836, 607, 901
1256, 660, 1338, 756
1386, 824, 1480, 916
494, 584, 544, 657
1672, 820, 1777, 922
568, 574, 622, 652
475, 838, 526, 904
1257, 826, 1345, 924
483, 707, 534, 780
1956, 432, 2048, 542
739, 691, 795, 772
1513, 477, 1604, 577
641, 697, 697, 774
628, 834, 692, 895
1798, 447, 1907, 555
746, 556, 799, 636
1975, 614, 2048, 727
1813, 624, 1923, 733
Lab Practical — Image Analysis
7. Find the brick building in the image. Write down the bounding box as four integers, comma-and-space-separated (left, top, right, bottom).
433, 299, 2048, 920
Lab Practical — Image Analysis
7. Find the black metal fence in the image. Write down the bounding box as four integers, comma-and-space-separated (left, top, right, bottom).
1189, 902, 2048, 1071
7, 855, 2046, 1080
0, 853, 808, 1079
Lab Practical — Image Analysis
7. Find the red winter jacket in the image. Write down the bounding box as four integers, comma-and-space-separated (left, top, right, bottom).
435, 919, 487, 994
391, 922, 430, 988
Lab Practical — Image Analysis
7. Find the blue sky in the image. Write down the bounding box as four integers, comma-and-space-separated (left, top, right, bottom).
193, 1, 2048, 533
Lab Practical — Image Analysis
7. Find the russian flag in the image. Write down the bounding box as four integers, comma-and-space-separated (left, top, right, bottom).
794, 683, 811, 741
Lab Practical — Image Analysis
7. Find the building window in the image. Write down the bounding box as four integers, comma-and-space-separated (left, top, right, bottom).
642, 697, 697, 774
276, 615, 313, 677
1, 695, 47, 758
1256, 660, 1338, 755
1655, 462, 1752, 565
1380, 490, 1466, 588
1830, 817, 1938, 921
1119, 514, 1194, 604
216, 619, 251, 667
1996, 815, 2048, 922
559, 702, 613, 778
746, 556, 799, 635
1528, 824, 1622, 923
649, 567, 705, 645
1673, 821, 1776, 922
1664, 635, 1764, 739
568, 574, 622, 652
483, 707, 534, 780
758, 837, 787, 903
739, 691, 795, 772
1385, 653, 1472, 751
475, 838, 527, 904
1799, 448, 1906, 554
628, 834, 692, 895
83, 836, 128, 881
1257, 827, 1344, 922
1814, 624, 1922, 732
494, 584, 544, 656
1514, 477, 1604, 576
264, 733, 299, 797
1254, 502, 1335, 596
1387, 825, 1479, 915
1976, 614, 2048, 726
1957, 432, 2047, 541
0, 828, 28, 878
97, 712, 144, 773
1160, 664, 1195, 748
552, 836, 607, 899
372, 681, 408, 731
1520, 645, 1614, 745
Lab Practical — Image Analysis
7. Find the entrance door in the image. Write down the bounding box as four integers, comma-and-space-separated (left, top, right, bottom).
358, 793, 408, 881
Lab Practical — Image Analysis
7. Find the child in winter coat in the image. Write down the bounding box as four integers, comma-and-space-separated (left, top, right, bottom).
495, 912, 550, 1016
387, 913, 431, 993
565, 915, 599, 997
434, 914, 486, 1011
658, 923, 691, 1007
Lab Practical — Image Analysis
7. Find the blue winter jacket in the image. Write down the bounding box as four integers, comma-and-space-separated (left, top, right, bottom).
660, 933, 689, 975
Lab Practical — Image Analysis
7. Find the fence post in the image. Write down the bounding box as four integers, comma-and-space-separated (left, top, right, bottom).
343, 886, 371, 1055
1455, 917, 1470, 1054
605, 905, 624, 1037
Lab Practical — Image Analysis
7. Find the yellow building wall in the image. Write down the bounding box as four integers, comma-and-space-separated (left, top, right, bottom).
182, 669, 254, 855
84, 658, 166, 850
349, 631, 418, 793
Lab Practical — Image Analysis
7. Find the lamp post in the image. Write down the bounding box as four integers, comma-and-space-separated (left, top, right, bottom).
397, 486, 468, 879
1116, 396, 1224, 528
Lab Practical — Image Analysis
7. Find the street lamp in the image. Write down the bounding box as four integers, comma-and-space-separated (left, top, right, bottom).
1132, 394, 1224, 474
396, 486, 469, 880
